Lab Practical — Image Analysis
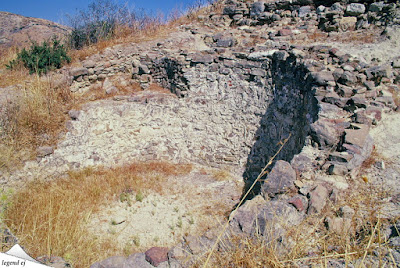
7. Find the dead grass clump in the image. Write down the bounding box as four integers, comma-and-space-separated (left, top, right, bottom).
387, 85, 400, 107
201, 179, 395, 267
361, 147, 385, 170
3, 161, 192, 267
211, 169, 232, 181
0, 46, 31, 88
0, 76, 72, 171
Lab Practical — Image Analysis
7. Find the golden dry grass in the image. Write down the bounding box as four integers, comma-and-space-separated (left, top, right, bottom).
3, 161, 192, 267
0, 76, 72, 171
198, 176, 397, 268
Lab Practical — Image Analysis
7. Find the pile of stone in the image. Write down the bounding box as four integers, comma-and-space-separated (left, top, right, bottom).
4, 0, 400, 267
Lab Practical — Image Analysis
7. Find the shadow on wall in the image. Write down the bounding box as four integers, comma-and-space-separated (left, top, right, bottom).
242, 52, 319, 198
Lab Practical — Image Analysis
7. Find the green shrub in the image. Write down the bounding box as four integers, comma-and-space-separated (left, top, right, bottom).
6, 38, 70, 75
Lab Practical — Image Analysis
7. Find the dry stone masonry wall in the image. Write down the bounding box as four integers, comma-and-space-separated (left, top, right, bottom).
7, 0, 400, 267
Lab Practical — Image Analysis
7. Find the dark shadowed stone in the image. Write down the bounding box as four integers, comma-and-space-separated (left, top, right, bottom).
145, 247, 169, 267
310, 119, 343, 149
369, 2, 385, 12
138, 65, 150, 75
339, 71, 357, 86
250, 2, 265, 17
223, 5, 238, 15
213, 34, 236, 48
308, 185, 329, 214
125, 253, 153, 268
261, 160, 296, 198
365, 65, 392, 80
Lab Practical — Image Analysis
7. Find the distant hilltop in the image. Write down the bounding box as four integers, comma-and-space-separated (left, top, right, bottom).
0, 11, 71, 50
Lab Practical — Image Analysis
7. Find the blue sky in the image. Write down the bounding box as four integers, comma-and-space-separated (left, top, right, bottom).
0, 0, 199, 25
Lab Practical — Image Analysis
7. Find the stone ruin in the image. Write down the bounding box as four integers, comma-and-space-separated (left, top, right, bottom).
7, 0, 400, 266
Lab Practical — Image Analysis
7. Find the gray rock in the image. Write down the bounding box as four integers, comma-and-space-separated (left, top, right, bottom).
250, 2, 265, 18
103, 78, 118, 95
261, 160, 296, 198
37, 146, 54, 158
365, 65, 392, 80
68, 110, 80, 120
325, 217, 352, 234
213, 33, 236, 48
138, 64, 150, 75
344, 124, 370, 148
247, 50, 277, 61
255, 200, 303, 241
339, 71, 357, 86
70, 67, 89, 78
90, 256, 126, 268
310, 119, 343, 149
310, 71, 335, 86
229, 195, 266, 234
316, 5, 326, 14
339, 206, 355, 219
191, 53, 214, 64
308, 185, 329, 214
330, 2, 344, 13
223, 5, 238, 16
345, 3, 366, 16
125, 253, 153, 268
83, 60, 96, 69
369, 2, 385, 13
298, 6, 312, 18
230, 197, 302, 241
37, 256, 70, 268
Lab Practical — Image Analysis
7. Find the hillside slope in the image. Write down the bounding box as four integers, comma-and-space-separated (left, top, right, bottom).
0, 11, 70, 49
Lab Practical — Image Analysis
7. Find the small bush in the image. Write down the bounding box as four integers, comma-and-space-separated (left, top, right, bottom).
6, 38, 70, 75
67, 0, 135, 49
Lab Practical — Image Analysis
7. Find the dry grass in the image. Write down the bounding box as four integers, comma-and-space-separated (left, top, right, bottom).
0, 76, 72, 171
198, 176, 396, 267
69, 17, 172, 62
3, 161, 192, 267
0, 47, 31, 88
296, 29, 380, 46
